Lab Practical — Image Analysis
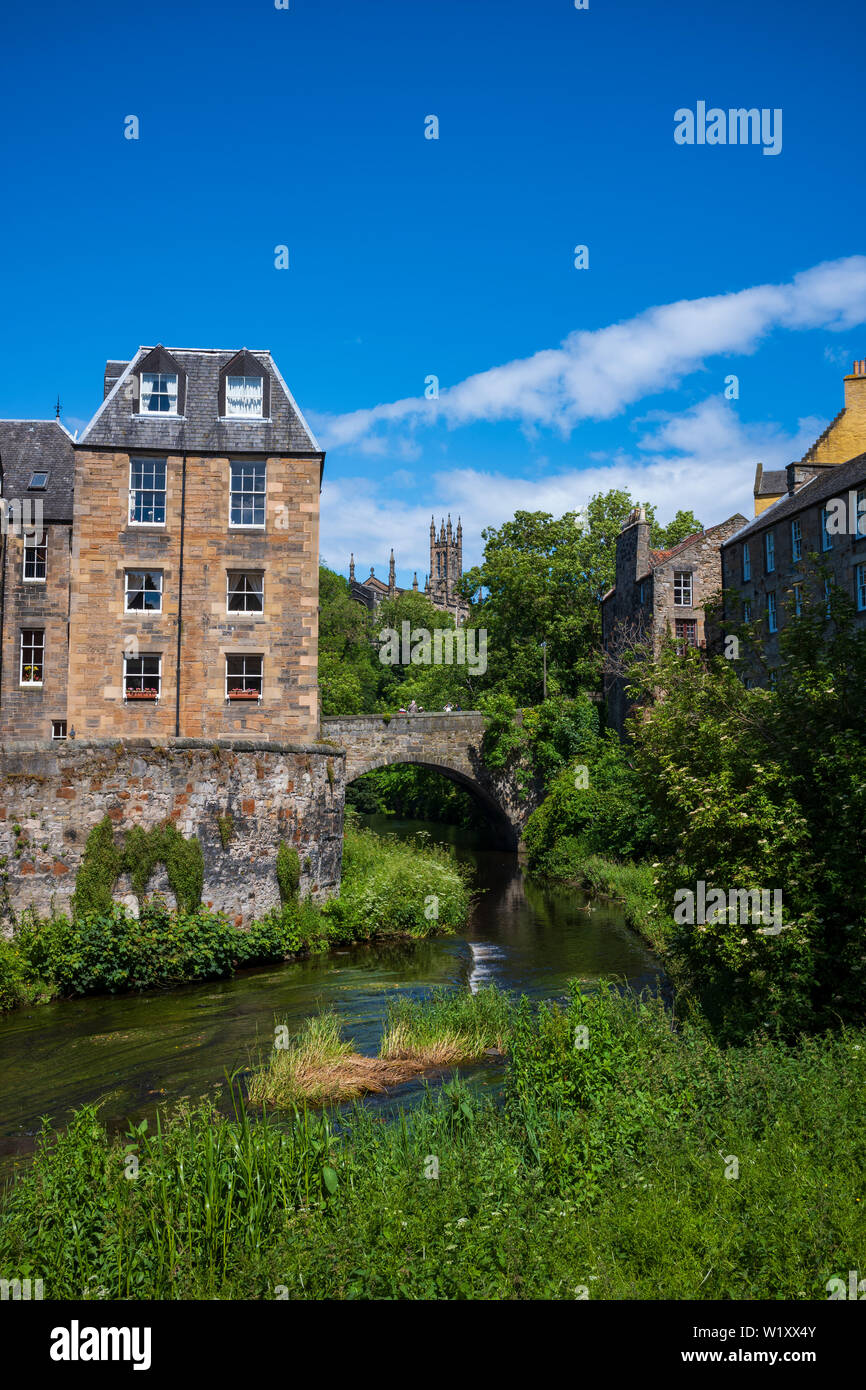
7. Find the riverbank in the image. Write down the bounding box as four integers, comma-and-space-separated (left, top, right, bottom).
0, 823, 474, 1014
2, 982, 862, 1300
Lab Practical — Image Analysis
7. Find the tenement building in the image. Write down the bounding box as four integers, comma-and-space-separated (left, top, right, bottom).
0, 345, 325, 742
601, 506, 747, 733
720, 360, 866, 686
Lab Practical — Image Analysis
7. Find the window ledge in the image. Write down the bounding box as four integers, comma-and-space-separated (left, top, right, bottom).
19, 682, 43, 689
131, 414, 186, 422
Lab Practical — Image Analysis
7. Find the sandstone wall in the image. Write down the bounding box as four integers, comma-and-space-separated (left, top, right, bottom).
0, 738, 344, 928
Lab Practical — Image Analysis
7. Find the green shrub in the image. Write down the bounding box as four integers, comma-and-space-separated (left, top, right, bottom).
321, 824, 472, 942
276, 843, 301, 903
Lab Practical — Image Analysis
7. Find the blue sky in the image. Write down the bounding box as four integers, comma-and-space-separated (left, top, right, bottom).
2, 0, 865, 586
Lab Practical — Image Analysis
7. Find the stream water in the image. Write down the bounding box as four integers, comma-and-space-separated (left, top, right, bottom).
0, 816, 663, 1172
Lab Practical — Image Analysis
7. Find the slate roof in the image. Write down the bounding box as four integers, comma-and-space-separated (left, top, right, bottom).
722, 452, 866, 547
79, 346, 323, 461
0, 419, 76, 521
755, 467, 787, 497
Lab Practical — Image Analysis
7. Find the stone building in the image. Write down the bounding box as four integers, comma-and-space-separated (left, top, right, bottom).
348, 548, 419, 612
0, 345, 325, 743
347, 513, 469, 624
720, 360, 866, 686
0, 418, 76, 740
601, 506, 747, 732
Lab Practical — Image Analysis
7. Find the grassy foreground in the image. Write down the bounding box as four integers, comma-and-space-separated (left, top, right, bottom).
249, 988, 511, 1105
1, 982, 863, 1300
0, 823, 473, 1011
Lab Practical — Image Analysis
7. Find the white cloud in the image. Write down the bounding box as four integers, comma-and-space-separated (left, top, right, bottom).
320, 397, 827, 577
312, 255, 866, 451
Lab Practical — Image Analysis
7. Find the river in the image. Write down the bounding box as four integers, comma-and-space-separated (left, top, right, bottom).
0, 815, 663, 1172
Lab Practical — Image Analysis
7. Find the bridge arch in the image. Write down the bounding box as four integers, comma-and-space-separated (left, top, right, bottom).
321, 713, 534, 850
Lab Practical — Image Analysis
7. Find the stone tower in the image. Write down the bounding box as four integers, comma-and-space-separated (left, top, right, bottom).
425, 514, 467, 622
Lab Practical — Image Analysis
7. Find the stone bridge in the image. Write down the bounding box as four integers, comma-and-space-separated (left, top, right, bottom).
321, 712, 540, 848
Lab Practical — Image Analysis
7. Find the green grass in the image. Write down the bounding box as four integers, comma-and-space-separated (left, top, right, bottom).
2, 982, 863, 1300
379, 986, 511, 1064
248, 988, 511, 1107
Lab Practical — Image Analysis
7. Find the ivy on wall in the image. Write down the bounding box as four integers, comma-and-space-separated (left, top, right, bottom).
72, 818, 204, 918
276, 842, 301, 904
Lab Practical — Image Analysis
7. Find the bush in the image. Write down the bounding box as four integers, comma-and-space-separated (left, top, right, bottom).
321, 824, 473, 942
276, 843, 301, 904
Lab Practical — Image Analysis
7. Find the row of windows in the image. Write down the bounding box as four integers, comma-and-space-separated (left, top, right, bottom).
742, 491, 866, 580
17, 632, 265, 698
739, 564, 866, 633
123, 569, 264, 613
16, 543, 265, 617
130, 458, 266, 527
140, 372, 265, 419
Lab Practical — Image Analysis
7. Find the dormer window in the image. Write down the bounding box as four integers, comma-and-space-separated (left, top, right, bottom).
135, 345, 185, 416
28, 472, 48, 489
141, 372, 178, 414
219, 350, 270, 420
226, 376, 263, 418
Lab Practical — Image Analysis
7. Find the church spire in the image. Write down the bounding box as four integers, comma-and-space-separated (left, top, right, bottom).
349, 553, 355, 582
388, 548, 396, 597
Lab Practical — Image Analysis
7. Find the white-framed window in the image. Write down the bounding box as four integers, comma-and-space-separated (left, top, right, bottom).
124, 653, 161, 700
129, 458, 167, 525
51, 720, 67, 740
821, 507, 833, 551
229, 460, 266, 527
225, 653, 263, 699
742, 544, 751, 581
857, 564, 866, 612
23, 532, 47, 582
767, 592, 778, 633
28, 471, 48, 490
227, 571, 264, 613
20, 629, 44, 685
125, 569, 163, 612
765, 531, 775, 573
225, 376, 264, 418
793, 583, 803, 617
140, 372, 179, 414
791, 518, 802, 562
857, 487, 866, 540
673, 571, 692, 606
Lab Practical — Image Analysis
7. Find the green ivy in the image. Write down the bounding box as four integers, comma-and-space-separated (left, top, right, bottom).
72, 818, 204, 919
276, 843, 301, 904
217, 814, 234, 849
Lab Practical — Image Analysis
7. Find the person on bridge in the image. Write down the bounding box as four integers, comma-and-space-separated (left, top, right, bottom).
408, 699, 418, 713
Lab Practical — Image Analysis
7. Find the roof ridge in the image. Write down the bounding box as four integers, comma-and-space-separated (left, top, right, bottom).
801, 406, 845, 461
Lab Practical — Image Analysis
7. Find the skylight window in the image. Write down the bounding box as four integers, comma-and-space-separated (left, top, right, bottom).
28, 471, 48, 489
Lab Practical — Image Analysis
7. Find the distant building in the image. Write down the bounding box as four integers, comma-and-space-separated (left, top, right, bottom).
348, 513, 469, 624
601, 507, 747, 733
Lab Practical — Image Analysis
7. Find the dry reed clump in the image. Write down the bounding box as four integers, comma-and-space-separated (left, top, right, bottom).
378, 1020, 503, 1066
247, 1010, 430, 1105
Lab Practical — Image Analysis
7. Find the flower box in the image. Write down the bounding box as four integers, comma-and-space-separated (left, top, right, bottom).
125, 689, 159, 701
227, 689, 261, 701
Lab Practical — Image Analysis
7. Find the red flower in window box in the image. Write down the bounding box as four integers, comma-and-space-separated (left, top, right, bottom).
126, 687, 159, 700
227, 688, 261, 700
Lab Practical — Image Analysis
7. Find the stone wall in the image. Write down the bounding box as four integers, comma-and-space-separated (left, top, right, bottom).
0, 737, 345, 928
